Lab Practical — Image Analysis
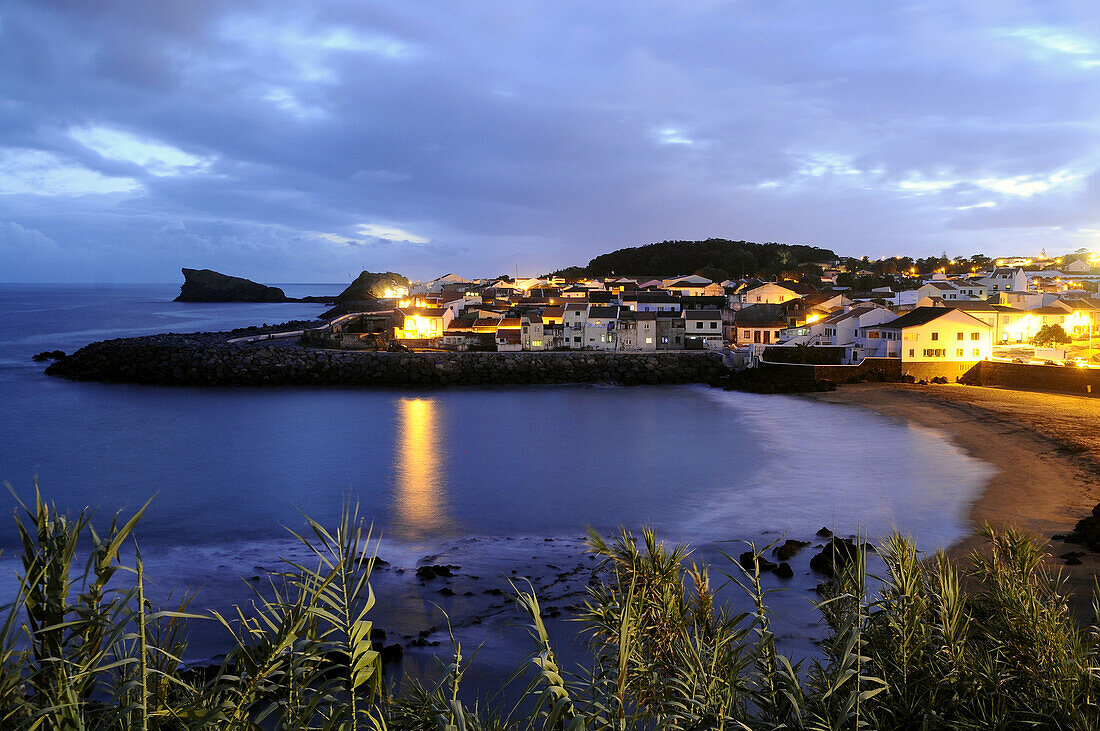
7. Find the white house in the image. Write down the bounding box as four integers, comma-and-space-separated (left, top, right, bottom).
978, 267, 1028, 293
584, 306, 620, 350
916, 280, 989, 302
616, 311, 657, 351
563, 303, 588, 348
872, 307, 993, 379
393, 307, 455, 341
661, 274, 711, 288
521, 315, 548, 350
683, 310, 724, 346
992, 290, 1050, 310
739, 282, 801, 306
621, 292, 682, 312
819, 304, 894, 348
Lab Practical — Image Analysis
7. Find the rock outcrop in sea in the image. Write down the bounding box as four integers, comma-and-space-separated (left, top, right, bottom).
336, 271, 409, 302
175, 268, 289, 303
323, 271, 409, 317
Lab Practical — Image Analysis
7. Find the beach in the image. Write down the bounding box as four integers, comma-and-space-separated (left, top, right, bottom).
812, 383, 1100, 616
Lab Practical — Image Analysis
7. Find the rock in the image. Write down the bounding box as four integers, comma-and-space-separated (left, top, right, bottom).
809, 538, 864, 578
438, 587, 455, 596
415, 564, 459, 581
1061, 551, 1086, 566
739, 550, 778, 573
175, 268, 288, 302
380, 643, 403, 664
773, 562, 794, 579
32, 350, 66, 362
774, 539, 811, 561
1062, 503, 1100, 551
816, 527, 833, 538
335, 271, 408, 302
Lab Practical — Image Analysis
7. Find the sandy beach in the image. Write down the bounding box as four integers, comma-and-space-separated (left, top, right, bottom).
812, 383, 1100, 616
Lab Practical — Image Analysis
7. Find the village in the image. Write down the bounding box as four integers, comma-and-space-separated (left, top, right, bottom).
307, 249, 1100, 379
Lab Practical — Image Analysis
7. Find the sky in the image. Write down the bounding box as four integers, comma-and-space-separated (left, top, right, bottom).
2, 1, 1100, 283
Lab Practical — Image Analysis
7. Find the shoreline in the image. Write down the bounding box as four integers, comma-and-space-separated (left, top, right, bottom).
809, 383, 1100, 617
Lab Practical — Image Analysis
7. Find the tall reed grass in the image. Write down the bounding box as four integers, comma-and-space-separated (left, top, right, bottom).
1, 486, 1097, 730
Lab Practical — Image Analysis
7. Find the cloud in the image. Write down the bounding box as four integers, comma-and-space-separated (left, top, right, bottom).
355, 223, 429, 244
0, 149, 142, 195
2, 0, 1100, 282
69, 126, 214, 177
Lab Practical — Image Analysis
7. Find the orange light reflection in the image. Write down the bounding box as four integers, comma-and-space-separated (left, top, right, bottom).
392, 398, 450, 539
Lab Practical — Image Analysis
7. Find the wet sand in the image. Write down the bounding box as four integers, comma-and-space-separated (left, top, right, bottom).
811, 383, 1100, 617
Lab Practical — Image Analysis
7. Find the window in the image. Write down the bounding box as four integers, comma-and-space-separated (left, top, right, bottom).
973, 348, 980, 357
696, 322, 703, 329
931, 332, 939, 341
710, 321, 717, 329
909, 349, 915, 358
645, 337, 653, 344
675, 336, 681, 344
956, 348, 964, 357
532, 340, 542, 347
573, 336, 580, 343
971, 332, 980, 340
957, 332, 964, 341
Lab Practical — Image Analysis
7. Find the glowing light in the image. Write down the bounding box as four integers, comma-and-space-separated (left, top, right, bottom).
381, 286, 409, 299
805, 313, 821, 324
392, 398, 449, 539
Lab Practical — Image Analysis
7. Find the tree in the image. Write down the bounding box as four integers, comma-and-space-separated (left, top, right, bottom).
694, 265, 730, 283
1033, 324, 1071, 347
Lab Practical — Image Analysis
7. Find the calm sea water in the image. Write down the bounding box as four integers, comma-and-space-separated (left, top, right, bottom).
0, 283, 994, 672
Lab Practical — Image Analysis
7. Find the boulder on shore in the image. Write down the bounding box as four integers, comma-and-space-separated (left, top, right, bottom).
175, 268, 288, 303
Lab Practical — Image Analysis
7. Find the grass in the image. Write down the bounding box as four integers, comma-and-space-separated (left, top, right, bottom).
1, 485, 1098, 729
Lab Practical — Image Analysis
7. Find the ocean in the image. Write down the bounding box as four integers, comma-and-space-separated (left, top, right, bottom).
0, 283, 994, 687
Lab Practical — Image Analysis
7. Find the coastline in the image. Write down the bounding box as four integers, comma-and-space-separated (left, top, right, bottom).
809, 383, 1100, 617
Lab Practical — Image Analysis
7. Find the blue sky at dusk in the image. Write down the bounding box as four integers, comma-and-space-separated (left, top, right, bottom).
2, 1, 1099, 282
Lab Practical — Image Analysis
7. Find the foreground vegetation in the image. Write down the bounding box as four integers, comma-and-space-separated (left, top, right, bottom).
2, 489, 1098, 730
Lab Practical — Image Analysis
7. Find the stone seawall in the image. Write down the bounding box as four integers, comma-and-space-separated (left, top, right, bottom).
45, 334, 729, 387
960, 360, 1100, 397
757, 358, 902, 384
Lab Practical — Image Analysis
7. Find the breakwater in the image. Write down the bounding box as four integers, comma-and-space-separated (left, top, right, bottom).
45, 333, 729, 387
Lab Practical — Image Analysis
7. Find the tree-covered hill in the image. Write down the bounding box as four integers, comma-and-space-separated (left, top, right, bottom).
555, 238, 839, 281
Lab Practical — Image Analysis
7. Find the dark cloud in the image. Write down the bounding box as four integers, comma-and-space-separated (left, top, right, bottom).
1, 0, 1099, 282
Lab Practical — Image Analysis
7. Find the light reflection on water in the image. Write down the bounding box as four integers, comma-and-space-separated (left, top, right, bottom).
392, 398, 451, 540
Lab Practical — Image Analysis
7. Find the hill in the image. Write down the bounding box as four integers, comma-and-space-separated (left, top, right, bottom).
556, 238, 838, 281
